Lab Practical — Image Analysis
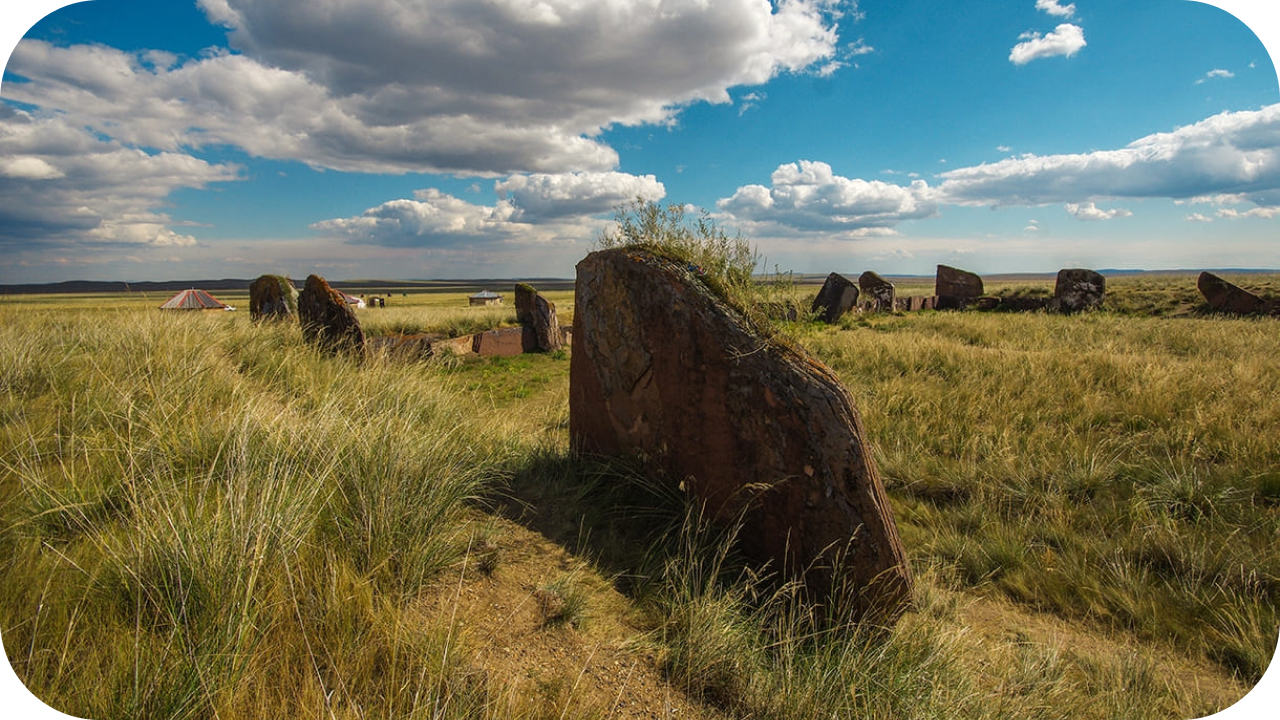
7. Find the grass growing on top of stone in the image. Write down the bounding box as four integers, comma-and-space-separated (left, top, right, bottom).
595, 199, 803, 341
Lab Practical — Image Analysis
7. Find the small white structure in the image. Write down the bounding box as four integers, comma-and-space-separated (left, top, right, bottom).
469, 290, 503, 307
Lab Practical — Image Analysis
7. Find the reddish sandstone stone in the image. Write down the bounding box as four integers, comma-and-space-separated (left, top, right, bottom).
570, 249, 912, 618
298, 274, 364, 357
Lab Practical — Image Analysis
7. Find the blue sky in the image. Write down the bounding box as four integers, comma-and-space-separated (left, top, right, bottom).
1, 0, 1278, 282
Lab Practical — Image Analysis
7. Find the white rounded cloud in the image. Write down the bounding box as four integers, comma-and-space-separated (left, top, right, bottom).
495, 171, 665, 220
1009, 23, 1086, 65
716, 160, 938, 235
312, 171, 663, 247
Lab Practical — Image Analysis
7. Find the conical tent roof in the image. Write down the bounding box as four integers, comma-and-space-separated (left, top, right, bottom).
159, 288, 231, 310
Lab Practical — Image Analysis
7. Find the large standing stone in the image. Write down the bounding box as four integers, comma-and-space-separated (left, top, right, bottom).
298, 274, 365, 356
811, 272, 860, 323
1198, 272, 1268, 314
514, 283, 538, 325
249, 274, 297, 322
1052, 268, 1106, 313
571, 249, 912, 617
859, 271, 896, 312
936, 265, 983, 309
514, 283, 563, 351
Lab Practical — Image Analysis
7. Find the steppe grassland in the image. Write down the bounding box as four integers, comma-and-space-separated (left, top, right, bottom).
0, 292, 573, 718
0, 276, 1276, 719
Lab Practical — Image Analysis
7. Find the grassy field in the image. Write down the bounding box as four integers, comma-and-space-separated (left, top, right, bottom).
1, 273, 1276, 719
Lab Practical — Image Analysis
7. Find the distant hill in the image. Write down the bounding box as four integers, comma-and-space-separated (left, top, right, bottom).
0, 277, 577, 295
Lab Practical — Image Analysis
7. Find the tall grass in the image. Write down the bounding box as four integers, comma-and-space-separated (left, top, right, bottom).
808, 310, 1280, 682
2, 277, 1274, 718
0, 306, 523, 717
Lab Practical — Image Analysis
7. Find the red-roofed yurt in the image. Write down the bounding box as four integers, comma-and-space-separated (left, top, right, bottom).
159, 288, 235, 311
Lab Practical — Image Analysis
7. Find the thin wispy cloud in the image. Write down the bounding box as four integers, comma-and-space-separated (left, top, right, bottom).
1196, 68, 1236, 84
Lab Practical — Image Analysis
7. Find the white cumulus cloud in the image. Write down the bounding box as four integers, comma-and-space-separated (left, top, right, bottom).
1035, 0, 1076, 18
1009, 23, 1086, 65
310, 189, 527, 247
0, 108, 240, 250
495, 172, 665, 221
715, 160, 938, 237
313, 171, 664, 248
7, 1, 848, 177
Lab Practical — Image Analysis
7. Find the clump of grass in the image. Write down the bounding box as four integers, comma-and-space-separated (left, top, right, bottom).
534, 573, 590, 628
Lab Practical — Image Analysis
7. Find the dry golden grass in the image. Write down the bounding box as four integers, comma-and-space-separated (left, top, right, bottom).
1, 273, 1276, 719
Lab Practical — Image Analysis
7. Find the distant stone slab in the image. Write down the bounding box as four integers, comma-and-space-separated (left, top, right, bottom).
515, 283, 563, 352
436, 335, 478, 356
571, 248, 912, 617
474, 326, 539, 357
298, 274, 365, 357
811, 272, 859, 323
859, 271, 896, 312
936, 265, 983, 308
1198, 272, 1269, 314
1052, 268, 1106, 313
249, 274, 297, 322
514, 283, 538, 325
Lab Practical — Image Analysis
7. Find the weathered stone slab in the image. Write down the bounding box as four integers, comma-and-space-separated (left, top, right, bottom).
531, 293, 562, 352
1198, 272, 1268, 314
249, 274, 297, 322
474, 326, 538, 357
907, 296, 927, 312
893, 297, 911, 312
571, 248, 912, 617
514, 283, 563, 351
936, 264, 984, 305
436, 335, 478, 356
811, 272, 859, 323
859, 271, 896, 312
514, 283, 538, 325
298, 274, 365, 357
1052, 268, 1106, 313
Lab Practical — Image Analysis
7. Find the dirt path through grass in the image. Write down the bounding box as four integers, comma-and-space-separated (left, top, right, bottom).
422, 516, 726, 719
